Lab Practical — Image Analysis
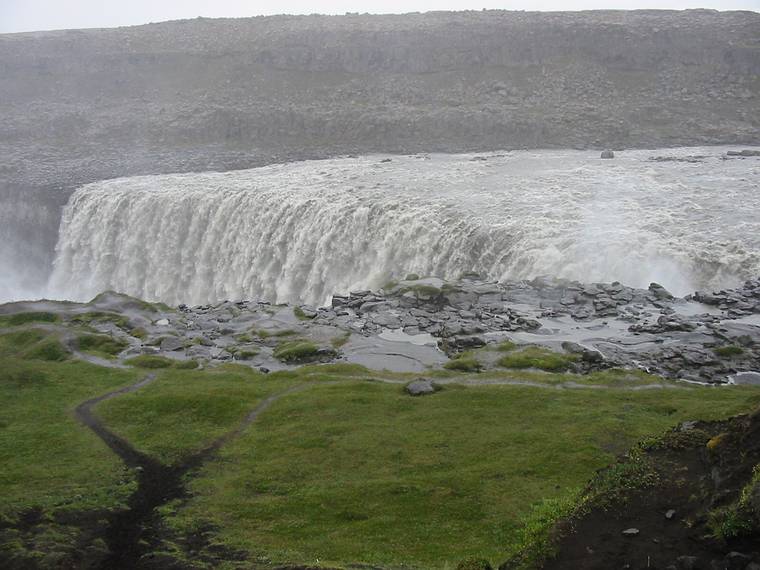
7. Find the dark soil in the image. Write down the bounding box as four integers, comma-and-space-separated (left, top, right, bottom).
541, 411, 760, 570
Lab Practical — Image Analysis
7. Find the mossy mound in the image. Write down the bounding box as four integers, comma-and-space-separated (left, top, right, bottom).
715, 345, 744, 357
0, 312, 59, 327
125, 355, 175, 369
273, 341, 336, 364
497, 346, 578, 372
77, 334, 128, 358
444, 357, 483, 372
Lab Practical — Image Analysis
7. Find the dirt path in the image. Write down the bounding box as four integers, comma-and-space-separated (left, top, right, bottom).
74, 373, 305, 569
303, 372, 687, 391
75, 374, 158, 466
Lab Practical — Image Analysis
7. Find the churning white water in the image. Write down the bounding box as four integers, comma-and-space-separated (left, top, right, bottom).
48, 147, 760, 306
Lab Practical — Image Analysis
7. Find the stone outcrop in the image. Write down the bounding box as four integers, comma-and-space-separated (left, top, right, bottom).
3, 274, 760, 383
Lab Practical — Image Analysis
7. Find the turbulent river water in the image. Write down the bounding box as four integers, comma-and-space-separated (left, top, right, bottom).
39, 147, 760, 306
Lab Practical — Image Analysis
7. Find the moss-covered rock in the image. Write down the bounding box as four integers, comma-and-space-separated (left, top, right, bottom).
273, 341, 336, 364
497, 346, 577, 372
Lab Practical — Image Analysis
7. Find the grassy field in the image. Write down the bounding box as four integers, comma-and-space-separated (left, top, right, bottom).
3, 326, 760, 569
0, 332, 140, 512
163, 380, 760, 569
97, 366, 301, 464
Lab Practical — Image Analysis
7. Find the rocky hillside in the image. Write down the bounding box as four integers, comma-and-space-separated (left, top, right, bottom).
2, 9, 759, 186
1, 9, 759, 290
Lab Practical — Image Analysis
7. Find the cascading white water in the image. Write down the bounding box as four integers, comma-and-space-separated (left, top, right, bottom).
48, 147, 760, 306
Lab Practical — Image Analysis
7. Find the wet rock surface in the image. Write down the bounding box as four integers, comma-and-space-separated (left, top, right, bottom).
3, 275, 760, 381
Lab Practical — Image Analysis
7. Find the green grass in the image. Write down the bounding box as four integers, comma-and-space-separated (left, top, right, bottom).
167, 380, 760, 569
89, 291, 170, 314
293, 307, 314, 321
0, 357, 140, 512
130, 327, 148, 340
77, 334, 128, 359
97, 368, 296, 464
0, 330, 69, 362
3, 316, 760, 569
444, 356, 483, 373
24, 339, 70, 362
497, 347, 578, 372
254, 329, 298, 340
715, 345, 744, 357
331, 332, 351, 349
456, 557, 494, 570
124, 355, 175, 369
707, 462, 760, 540
236, 349, 260, 360
0, 311, 58, 327
273, 341, 334, 364
70, 311, 131, 330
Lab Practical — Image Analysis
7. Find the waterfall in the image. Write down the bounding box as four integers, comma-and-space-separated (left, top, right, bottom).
48, 149, 760, 306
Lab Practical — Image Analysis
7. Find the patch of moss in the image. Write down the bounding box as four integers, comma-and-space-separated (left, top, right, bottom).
125, 355, 174, 369
2, 369, 49, 387
237, 349, 260, 360
70, 312, 131, 330
0, 330, 46, 354
273, 329, 297, 337
444, 357, 483, 373
0, 312, 58, 327
23, 339, 69, 362
497, 346, 578, 372
293, 307, 314, 321
715, 345, 744, 358
273, 341, 334, 364
130, 327, 148, 340
77, 334, 128, 359
89, 291, 166, 313
405, 273, 420, 281
331, 332, 351, 348
254, 329, 297, 339
496, 341, 517, 352
174, 359, 199, 370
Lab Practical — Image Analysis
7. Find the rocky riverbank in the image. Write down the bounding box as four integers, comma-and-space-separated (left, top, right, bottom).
3, 274, 759, 384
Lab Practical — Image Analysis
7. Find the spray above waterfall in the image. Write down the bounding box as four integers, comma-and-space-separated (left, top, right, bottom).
47, 148, 760, 306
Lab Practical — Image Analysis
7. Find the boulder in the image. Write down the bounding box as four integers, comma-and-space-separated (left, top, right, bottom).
405, 379, 437, 396
331, 295, 349, 308
561, 341, 604, 363
160, 337, 184, 352
649, 282, 674, 300
601, 150, 615, 159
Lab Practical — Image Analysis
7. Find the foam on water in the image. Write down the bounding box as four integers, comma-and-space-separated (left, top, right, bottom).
47, 147, 760, 306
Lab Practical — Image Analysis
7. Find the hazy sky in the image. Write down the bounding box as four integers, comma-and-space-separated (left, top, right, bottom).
1, 0, 758, 33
